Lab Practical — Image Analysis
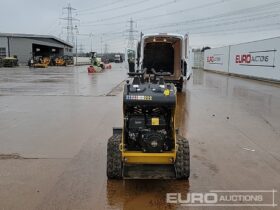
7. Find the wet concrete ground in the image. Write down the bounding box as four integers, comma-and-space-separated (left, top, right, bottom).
0, 64, 279, 210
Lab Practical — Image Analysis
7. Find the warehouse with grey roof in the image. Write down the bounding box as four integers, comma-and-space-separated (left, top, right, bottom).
0, 33, 73, 65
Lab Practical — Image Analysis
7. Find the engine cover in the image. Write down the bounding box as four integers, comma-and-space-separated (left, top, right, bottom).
141, 131, 165, 153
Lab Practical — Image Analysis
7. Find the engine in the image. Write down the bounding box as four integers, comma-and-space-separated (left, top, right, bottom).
125, 111, 172, 153
123, 73, 176, 153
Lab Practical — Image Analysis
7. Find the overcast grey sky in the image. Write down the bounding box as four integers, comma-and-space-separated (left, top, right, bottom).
1, 0, 280, 52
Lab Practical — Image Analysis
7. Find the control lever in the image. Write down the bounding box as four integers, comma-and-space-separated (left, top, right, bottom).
126, 80, 130, 94
127, 68, 147, 77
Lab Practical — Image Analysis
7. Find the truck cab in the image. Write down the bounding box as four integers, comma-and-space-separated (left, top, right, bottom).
137, 33, 190, 91
114, 54, 122, 63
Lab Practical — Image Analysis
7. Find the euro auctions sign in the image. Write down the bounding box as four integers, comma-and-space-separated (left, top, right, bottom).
207, 54, 223, 65
206, 38, 280, 80
235, 50, 276, 68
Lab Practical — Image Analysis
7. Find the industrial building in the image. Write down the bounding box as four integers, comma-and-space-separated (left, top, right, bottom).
0, 33, 73, 65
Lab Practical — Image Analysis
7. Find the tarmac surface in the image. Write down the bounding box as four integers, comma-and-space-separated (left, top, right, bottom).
0, 64, 279, 210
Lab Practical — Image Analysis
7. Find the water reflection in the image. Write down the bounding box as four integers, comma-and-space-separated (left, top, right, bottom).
175, 91, 190, 137
0, 65, 127, 96
192, 68, 204, 86
106, 179, 189, 210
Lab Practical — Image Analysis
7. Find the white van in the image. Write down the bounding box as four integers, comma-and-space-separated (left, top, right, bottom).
137, 33, 191, 91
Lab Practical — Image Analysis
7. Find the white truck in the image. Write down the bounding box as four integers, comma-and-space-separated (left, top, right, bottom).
114, 54, 122, 63
137, 33, 191, 91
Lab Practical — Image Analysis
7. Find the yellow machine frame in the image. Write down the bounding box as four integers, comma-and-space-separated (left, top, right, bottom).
120, 93, 178, 164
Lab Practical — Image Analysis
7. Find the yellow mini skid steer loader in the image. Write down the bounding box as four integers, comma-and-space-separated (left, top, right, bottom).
107, 70, 190, 179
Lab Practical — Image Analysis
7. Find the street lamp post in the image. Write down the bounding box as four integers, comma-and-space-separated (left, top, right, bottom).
74, 25, 79, 66
89, 33, 93, 52
100, 36, 103, 56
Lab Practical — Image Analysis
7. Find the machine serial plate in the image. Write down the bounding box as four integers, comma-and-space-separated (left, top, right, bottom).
126, 95, 152, 100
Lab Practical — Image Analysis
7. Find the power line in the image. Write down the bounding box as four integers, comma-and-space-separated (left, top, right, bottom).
135, 0, 279, 27
190, 22, 280, 36
92, 0, 178, 23
138, 1, 280, 30
187, 13, 279, 32
77, 0, 127, 12
75, 31, 124, 38
142, 13, 279, 36
134, 0, 234, 22
79, 0, 149, 16
79, 1, 280, 30
79, 20, 127, 27
141, 7, 280, 31
70, 0, 280, 52
46, 18, 61, 35
80, 0, 233, 26
79, 0, 233, 26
